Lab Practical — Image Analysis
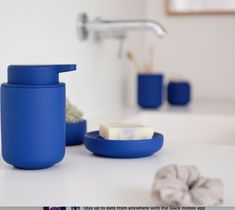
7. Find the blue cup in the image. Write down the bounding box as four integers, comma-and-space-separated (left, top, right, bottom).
167, 81, 191, 105
66, 120, 87, 146
137, 74, 163, 109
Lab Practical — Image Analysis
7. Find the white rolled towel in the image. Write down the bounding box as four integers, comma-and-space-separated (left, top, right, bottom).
152, 164, 223, 206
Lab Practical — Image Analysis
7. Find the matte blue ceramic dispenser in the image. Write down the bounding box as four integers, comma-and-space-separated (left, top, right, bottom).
1, 64, 76, 169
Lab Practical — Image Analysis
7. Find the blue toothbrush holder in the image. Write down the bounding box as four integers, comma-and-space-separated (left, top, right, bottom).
167, 81, 191, 106
137, 74, 163, 109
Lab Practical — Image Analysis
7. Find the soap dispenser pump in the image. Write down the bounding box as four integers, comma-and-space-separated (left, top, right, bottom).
1, 64, 76, 169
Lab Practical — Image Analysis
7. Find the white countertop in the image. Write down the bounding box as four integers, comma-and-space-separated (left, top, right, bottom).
139, 101, 235, 115
0, 102, 235, 206
0, 142, 234, 206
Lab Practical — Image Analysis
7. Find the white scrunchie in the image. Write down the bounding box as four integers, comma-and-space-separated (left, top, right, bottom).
152, 164, 223, 206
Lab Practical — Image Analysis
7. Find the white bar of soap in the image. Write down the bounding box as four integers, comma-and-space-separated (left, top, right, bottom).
99, 122, 154, 140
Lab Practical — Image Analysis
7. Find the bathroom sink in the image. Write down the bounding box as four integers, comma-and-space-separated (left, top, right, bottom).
124, 111, 235, 145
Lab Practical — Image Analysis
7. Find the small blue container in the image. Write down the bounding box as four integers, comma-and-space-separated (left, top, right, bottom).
138, 74, 163, 109
1, 64, 76, 169
66, 120, 87, 146
167, 81, 191, 106
84, 131, 164, 158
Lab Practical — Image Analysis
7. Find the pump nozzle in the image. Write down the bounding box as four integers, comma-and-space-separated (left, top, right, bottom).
8, 64, 77, 85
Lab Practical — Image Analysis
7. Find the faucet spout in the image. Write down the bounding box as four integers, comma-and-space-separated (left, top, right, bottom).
77, 13, 167, 57
78, 13, 167, 40
89, 20, 167, 39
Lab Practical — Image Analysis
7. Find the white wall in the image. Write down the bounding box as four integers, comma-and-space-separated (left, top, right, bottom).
0, 0, 145, 120
1, 0, 235, 121
145, 0, 235, 102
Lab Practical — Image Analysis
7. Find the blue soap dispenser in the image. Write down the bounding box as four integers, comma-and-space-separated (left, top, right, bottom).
1, 64, 76, 169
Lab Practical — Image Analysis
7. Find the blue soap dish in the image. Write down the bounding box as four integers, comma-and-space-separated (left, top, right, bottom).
84, 131, 164, 158
66, 120, 87, 146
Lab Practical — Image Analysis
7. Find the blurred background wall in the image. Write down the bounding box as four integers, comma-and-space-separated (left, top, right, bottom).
0, 0, 145, 119
145, 0, 235, 103
0, 0, 235, 119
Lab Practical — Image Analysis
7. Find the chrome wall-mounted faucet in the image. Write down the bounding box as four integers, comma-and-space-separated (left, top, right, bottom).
77, 13, 167, 57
